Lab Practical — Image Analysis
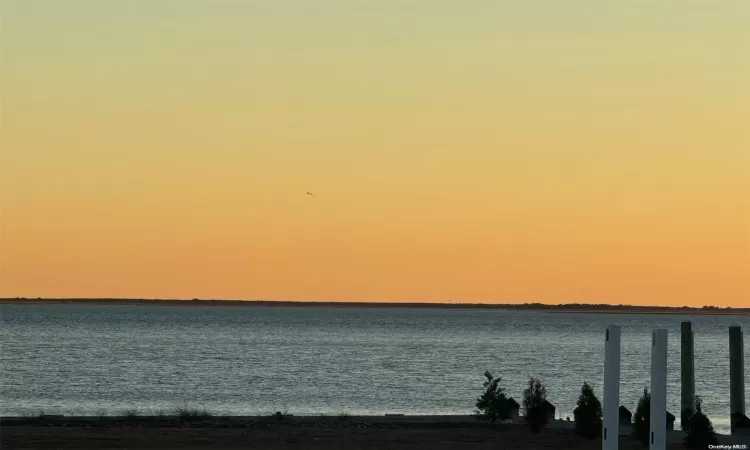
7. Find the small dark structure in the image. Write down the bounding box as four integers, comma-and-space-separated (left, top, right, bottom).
619, 405, 632, 427
666, 411, 676, 430
731, 413, 750, 435
507, 397, 520, 419
540, 400, 556, 422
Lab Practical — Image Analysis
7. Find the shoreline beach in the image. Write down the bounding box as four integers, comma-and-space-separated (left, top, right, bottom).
3, 415, 746, 450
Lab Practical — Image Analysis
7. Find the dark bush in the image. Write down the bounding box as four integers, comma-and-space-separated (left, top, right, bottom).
681, 408, 693, 432
175, 405, 212, 420
522, 377, 548, 433
574, 382, 603, 439
633, 388, 650, 447
683, 396, 717, 449
475, 371, 513, 423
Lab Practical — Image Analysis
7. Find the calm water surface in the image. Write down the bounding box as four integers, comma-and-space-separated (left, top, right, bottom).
1, 304, 748, 434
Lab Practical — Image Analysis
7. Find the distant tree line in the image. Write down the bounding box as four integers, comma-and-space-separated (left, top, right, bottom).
3, 298, 743, 311
508, 303, 736, 310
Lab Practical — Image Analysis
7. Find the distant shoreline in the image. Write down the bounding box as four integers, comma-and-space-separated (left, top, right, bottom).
1, 298, 747, 315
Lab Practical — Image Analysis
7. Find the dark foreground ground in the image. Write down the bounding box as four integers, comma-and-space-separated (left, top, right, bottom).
1, 426, 671, 450
0, 416, 688, 450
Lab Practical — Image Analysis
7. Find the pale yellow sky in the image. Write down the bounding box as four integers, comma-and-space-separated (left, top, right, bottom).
1, 1, 748, 306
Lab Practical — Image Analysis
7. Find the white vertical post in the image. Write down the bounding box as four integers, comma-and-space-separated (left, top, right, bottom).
680, 322, 695, 429
650, 329, 668, 450
729, 325, 745, 417
603, 326, 621, 450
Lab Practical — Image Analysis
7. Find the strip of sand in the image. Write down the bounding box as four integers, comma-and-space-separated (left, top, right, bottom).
0, 417, 657, 450
2, 415, 746, 450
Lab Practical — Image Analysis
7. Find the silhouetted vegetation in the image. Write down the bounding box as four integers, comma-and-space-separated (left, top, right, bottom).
683, 396, 717, 449
681, 407, 693, 432
123, 408, 140, 419
175, 405, 212, 420
633, 388, 650, 447
475, 371, 513, 423
522, 377, 548, 433
20, 410, 45, 419
573, 382, 602, 439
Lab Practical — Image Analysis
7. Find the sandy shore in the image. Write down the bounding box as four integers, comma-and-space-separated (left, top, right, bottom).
0, 416, 693, 450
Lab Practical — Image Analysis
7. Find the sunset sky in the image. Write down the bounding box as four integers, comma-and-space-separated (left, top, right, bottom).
1, 1, 748, 307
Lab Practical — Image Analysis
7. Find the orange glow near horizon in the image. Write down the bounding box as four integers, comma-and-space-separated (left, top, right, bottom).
1, 1, 748, 307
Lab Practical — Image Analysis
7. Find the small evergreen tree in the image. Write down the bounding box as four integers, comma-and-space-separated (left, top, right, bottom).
475, 371, 512, 423
681, 407, 694, 432
683, 396, 717, 449
522, 377, 548, 433
633, 387, 650, 447
574, 382, 603, 439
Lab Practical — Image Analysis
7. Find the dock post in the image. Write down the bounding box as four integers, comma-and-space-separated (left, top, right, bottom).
729, 325, 746, 433
603, 326, 621, 450
650, 329, 668, 450
680, 322, 695, 429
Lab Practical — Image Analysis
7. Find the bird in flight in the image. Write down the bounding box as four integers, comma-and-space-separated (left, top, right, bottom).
306, 192, 314, 196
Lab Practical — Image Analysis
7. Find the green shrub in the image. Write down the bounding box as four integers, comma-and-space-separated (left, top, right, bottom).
683, 396, 717, 449
574, 382, 603, 439
175, 405, 212, 420
633, 388, 650, 447
522, 377, 548, 433
681, 408, 693, 432
475, 371, 513, 423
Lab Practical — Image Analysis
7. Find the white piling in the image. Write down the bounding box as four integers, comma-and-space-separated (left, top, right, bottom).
603, 326, 621, 450
680, 321, 695, 429
729, 325, 745, 417
650, 329, 668, 450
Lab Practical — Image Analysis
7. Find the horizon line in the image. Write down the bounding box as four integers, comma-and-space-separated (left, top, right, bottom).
1, 297, 747, 311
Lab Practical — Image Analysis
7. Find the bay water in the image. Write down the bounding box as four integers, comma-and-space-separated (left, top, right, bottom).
1, 304, 748, 434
